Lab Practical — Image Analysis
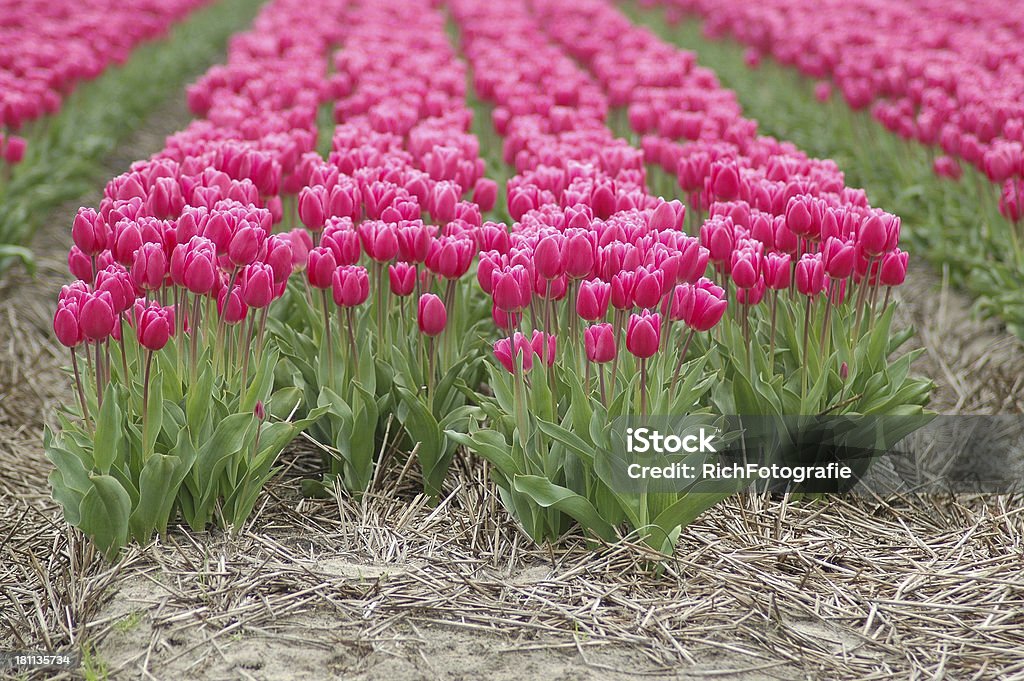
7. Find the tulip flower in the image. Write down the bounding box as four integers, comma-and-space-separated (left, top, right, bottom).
307, 247, 338, 289
298, 186, 328, 231
389, 262, 417, 296
473, 178, 498, 213
130, 243, 167, 292
584, 323, 616, 363
822, 237, 856, 280
576, 279, 611, 321
625, 310, 660, 359
53, 297, 83, 348
763, 253, 791, 290
493, 332, 534, 373
491, 264, 532, 313
241, 263, 276, 309
332, 266, 370, 307
417, 293, 447, 336
795, 254, 827, 297
534, 234, 565, 279
136, 302, 174, 351
72, 208, 109, 256
879, 249, 909, 287
530, 330, 557, 367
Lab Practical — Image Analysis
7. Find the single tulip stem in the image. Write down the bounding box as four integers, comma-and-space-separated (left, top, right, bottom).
670, 328, 696, 393
189, 294, 202, 383
70, 348, 91, 430
819, 292, 833, 355
769, 290, 779, 374
640, 358, 648, 422
427, 336, 436, 397
239, 313, 254, 393
346, 307, 359, 383
802, 296, 813, 397
598, 364, 607, 404
95, 342, 104, 409
141, 350, 154, 457
321, 291, 334, 387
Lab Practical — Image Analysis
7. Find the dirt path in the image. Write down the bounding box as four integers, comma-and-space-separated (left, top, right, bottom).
2, 93, 1024, 681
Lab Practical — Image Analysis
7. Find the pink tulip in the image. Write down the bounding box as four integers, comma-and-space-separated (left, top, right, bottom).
417, 293, 447, 336
795, 254, 827, 297
136, 302, 174, 351
332, 266, 370, 307
584, 323, 616, 363
625, 310, 661, 359
576, 279, 611, 321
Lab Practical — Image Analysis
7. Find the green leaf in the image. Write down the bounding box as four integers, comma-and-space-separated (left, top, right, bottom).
446, 429, 519, 482
142, 371, 163, 457
0, 244, 36, 275
92, 384, 122, 474
129, 453, 183, 542
78, 475, 131, 558
397, 388, 445, 497
512, 475, 616, 543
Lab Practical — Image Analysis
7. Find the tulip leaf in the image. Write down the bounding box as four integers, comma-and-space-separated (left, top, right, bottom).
511, 475, 616, 543
79, 475, 131, 558
142, 371, 163, 457
92, 384, 122, 474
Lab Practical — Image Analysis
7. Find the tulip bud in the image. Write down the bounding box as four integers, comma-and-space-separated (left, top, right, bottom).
72, 208, 109, 256
530, 330, 556, 367
53, 297, 83, 348
795, 254, 827, 296
491, 264, 531, 313
131, 242, 167, 291
472, 178, 498, 213
389, 262, 417, 296
227, 222, 264, 267
217, 284, 248, 324
136, 302, 174, 351
332, 265, 370, 307
632, 266, 664, 309
241, 262, 276, 308
763, 253, 791, 290
307, 247, 337, 289
879, 249, 908, 286
417, 293, 447, 336
822, 237, 856, 280
534, 234, 565, 279
493, 333, 533, 373
729, 248, 761, 289
584, 323, 616, 363
576, 279, 611, 321
3, 136, 26, 164
298, 186, 327, 231
626, 311, 661, 359
79, 291, 117, 341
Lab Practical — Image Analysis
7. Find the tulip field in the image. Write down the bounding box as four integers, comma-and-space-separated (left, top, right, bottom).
1, 0, 1022, 679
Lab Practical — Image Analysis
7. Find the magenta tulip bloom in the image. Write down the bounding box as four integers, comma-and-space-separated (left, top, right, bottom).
879, 249, 909, 287
417, 293, 447, 336
472, 178, 498, 213
136, 302, 174, 351
53, 297, 83, 348
332, 265, 370, 307
389, 262, 417, 296
822, 237, 856, 280
79, 291, 116, 341
131, 242, 167, 292
795, 254, 827, 297
763, 253, 791, 290
307, 246, 338, 289
493, 332, 533, 373
534, 234, 565, 279
626, 310, 661, 359
298, 186, 327, 231
530, 330, 556, 367
72, 208, 109, 256
241, 262, 276, 308
491, 264, 531, 313
576, 279, 611, 321
584, 323, 616, 363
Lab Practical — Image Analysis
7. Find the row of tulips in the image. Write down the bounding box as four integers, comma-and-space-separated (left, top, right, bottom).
0, 0, 213, 163
47, 0, 930, 558
448, 0, 929, 550
47, 0, 346, 556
